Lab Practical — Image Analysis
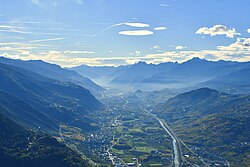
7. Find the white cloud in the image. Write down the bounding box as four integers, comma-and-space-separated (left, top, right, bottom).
175, 45, 187, 50
92, 22, 166, 37
154, 27, 167, 31
64, 50, 95, 54
247, 28, 250, 33
217, 38, 250, 51
124, 22, 150, 28
3, 38, 250, 67
151, 45, 161, 49
119, 30, 153, 36
104, 22, 150, 31
28, 38, 64, 43
196, 25, 240, 38
90, 22, 151, 37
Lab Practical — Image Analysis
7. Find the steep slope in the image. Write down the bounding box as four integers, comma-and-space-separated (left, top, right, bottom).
0, 91, 58, 130
0, 62, 102, 132
156, 88, 250, 166
0, 110, 90, 167
0, 57, 103, 93
157, 88, 250, 166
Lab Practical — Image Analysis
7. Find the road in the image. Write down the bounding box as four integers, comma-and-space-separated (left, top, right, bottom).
140, 106, 212, 167
140, 106, 182, 167
158, 119, 181, 167
106, 136, 125, 166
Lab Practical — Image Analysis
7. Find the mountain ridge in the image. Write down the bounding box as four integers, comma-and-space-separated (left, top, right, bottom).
0, 57, 104, 93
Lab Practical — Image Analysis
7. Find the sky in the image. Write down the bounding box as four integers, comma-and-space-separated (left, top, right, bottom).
0, 0, 250, 67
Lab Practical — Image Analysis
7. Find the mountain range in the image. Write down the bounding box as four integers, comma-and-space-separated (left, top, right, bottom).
1, 56, 250, 166
70, 58, 250, 93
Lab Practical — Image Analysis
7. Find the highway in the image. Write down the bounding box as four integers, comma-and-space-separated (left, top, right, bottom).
158, 118, 181, 167
140, 106, 212, 167
140, 106, 182, 167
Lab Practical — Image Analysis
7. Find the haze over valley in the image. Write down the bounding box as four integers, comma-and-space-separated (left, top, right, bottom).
0, 1, 250, 167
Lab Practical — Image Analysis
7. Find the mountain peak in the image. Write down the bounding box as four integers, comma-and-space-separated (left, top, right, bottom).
186, 57, 208, 63
179, 87, 221, 100
135, 61, 148, 66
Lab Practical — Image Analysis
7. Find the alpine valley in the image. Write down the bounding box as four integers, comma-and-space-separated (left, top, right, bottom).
0, 57, 249, 166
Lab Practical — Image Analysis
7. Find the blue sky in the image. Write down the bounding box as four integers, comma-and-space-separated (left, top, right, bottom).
0, 0, 250, 66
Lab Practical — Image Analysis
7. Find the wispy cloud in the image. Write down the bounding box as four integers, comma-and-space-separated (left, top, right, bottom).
0, 24, 32, 34
30, 0, 83, 8
124, 22, 150, 28
28, 38, 64, 43
0, 24, 62, 35
88, 22, 151, 37
4, 37, 250, 67
196, 25, 240, 38
119, 30, 153, 36
154, 27, 167, 31
88, 22, 167, 37
63, 50, 95, 54
0, 42, 50, 47
0, 29, 33, 34
160, 4, 170, 7
0, 25, 24, 29
101, 22, 150, 32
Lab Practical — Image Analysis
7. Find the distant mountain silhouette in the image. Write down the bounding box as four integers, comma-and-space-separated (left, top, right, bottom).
70, 64, 128, 79
143, 58, 247, 83
0, 57, 103, 94
197, 68, 250, 93
71, 58, 250, 91
111, 61, 178, 84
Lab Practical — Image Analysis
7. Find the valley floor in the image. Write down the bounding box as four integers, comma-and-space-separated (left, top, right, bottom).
59, 91, 231, 167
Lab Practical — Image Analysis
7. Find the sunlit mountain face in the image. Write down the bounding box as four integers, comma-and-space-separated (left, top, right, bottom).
0, 1, 250, 167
